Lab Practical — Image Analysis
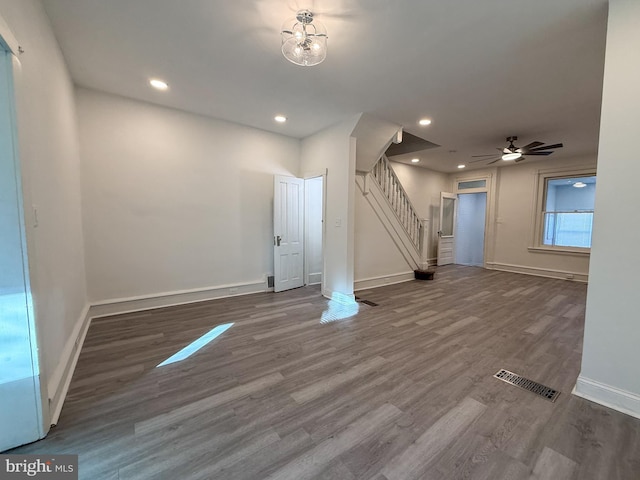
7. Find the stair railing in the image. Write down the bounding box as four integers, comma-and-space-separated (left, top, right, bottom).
371, 155, 425, 254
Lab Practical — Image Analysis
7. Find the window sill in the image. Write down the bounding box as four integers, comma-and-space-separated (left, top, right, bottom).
527, 246, 590, 257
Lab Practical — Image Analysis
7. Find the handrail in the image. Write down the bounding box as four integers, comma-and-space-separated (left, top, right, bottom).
371, 155, 425, 253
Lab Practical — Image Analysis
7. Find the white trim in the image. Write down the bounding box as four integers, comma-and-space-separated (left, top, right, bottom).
302, 168, 328, 179
354, 271, 415, 291
573, 376, 640, 420
0, 14, 20, 55
47, 304, 92, 425
527, 246, 590, 257
89, 280, 268, 319
485, 262, 588, 283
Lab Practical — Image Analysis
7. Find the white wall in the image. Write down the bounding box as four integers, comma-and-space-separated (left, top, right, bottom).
0, 0, 88, 427
576, 0, 640, 418
490, 156, 594, 279
300, 116, 359, 300
354, 184, 413, 283
390, 162, 450, 261
77, 88, 300, 303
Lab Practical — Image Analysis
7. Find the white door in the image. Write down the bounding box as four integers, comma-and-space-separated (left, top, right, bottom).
274, 175, 304, 292
0, 47, 44, 451
437, 192, 457, 266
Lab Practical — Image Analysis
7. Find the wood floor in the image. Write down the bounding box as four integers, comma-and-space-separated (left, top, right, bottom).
11, 266, 640, 479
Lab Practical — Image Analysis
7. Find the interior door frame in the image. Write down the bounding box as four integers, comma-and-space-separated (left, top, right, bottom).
452, 172, 496, 268
0, 28, 47, 448
303, 169, 327, 291
437, 192, 458, 265
454, 191, 488, 266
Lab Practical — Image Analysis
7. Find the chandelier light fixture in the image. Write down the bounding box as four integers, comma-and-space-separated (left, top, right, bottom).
281, 10, 328, 66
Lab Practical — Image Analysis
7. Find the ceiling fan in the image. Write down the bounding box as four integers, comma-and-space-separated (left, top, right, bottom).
470, 136, 563, 164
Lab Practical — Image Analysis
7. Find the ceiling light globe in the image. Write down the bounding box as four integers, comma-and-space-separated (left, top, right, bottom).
419, 119, 432, 126
502, 152, 522, 161
411, 158, 420, 163
281, 11, 327, 66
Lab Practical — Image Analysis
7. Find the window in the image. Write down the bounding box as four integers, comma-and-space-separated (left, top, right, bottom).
458, 179, 486, 190
532, 170, 596, 253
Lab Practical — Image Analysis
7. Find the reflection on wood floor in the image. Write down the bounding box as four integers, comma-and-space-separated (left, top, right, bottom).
10, 266, 640, 479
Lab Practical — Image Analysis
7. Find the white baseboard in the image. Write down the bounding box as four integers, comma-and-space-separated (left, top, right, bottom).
485, 262, 588, 283
573, 375, 640, 420
47, 303, 92, 426
308, 273, 322, 285
89, 280, 268, 319
354, 271, 415, 291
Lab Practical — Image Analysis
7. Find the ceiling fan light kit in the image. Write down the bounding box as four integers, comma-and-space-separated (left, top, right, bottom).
281, 10, 328, 67
471, 135, 563, 165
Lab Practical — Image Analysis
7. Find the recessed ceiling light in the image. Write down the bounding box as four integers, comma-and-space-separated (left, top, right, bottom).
411, 158, 420, 163
457, 164, 466, 169
418, 118, 432, 126
274, 115, 287, 123
149, 78, 169, 91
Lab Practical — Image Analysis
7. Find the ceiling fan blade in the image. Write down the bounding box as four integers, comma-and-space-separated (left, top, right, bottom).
487, 158, 501, 165
514, 157, 527, 163
524, 151, 553, 156
520, 141, 544, 150
469, 157, 499, 163
471, 154, 497, 158
530, 143, 563, 151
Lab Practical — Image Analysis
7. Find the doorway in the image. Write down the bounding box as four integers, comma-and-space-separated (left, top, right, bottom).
455, 192, 487, 266
304, 176, 323, 286
0, 46, 44, 451
273, 174, 324, 292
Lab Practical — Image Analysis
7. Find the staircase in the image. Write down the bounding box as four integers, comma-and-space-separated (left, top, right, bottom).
356, 155, 430, 270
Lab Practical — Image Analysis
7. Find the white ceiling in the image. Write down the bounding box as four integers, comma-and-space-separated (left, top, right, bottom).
41, 0, 608, 172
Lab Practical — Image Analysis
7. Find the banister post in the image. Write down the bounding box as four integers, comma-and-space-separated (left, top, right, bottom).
419, 218, 429, 270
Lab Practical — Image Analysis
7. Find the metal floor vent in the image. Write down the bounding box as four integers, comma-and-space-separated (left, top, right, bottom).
493, 369, 560, 402
355, 297, 379, 307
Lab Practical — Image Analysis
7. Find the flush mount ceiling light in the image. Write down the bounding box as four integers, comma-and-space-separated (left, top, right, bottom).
458, 164, 466, 169
149, 78, 169, 91
281, 10, 328, 66
573, 181, 587, 188
419, 118, 432, 126
411, 158, 420, 163
274, 115, 287, 123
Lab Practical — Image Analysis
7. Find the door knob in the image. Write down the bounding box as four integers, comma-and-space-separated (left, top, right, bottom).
275, 235, 282, 246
